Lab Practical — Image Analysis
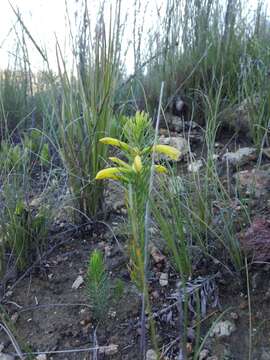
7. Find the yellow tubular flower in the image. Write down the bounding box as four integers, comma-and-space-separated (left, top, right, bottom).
154, 165, 168, 174
99, 137, 130, 152
95, 167, 122, 180
109, 157, 131, 169
152, 145, 180, 161
133, 155, 143, 173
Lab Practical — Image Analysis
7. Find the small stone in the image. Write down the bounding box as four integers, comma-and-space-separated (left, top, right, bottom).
188, 160, 203, 173
146, 349, 158, 360
72, 275, 84, 289
210, 320, 236, 338
99, 344, 118, 356
108, 310, 116, 318
36, 355, 47, 360
199, 349, 210, 360
222, 147, 256, 166
159, 273, 168, 287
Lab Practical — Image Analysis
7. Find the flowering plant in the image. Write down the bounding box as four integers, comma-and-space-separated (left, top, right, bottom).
95, 112, 180, 288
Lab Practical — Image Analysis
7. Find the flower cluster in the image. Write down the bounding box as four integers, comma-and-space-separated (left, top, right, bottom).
95, 136, 180, 182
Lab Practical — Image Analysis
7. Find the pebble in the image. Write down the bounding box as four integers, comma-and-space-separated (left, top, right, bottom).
210, 320, 236, 338
99, 344, 118, 356
222, 147, 256, 166
36, 355, 47, 360
71, 275, 84, 289
159, 273, 168, 287
146, 349, 158, 360
188, 160, 203, 173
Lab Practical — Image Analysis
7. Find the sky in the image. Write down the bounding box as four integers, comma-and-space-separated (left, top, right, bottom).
0, 0, 268, 73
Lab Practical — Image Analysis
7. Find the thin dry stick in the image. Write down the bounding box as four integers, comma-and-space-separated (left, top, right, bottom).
140, 81, 164, 359
0, 321, 24, 359
12, 345, 117, 357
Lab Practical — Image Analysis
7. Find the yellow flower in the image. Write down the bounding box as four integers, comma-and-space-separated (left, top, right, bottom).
154, 165, 168, 174
152, 145, 180, 161
95, 167, 123, 180
109, 157, 130, 169
99, 137, 130, 152
133, 155, 142, 173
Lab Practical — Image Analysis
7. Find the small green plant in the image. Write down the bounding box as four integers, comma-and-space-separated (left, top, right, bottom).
3, 200, 48, 271
0, 179, 51, 272
86, 250, 109, 321
0, 141, 23, 173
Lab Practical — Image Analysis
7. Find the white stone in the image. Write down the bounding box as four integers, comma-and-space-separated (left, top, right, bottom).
188, 160, 203, 173
71, 275, 84, 289
210, 320, 236, 338
99, 344, 118, 356
159, 273, 168, 287
222, 147, 256, 166
146, 349, 158, 360
36, 355, 47, 360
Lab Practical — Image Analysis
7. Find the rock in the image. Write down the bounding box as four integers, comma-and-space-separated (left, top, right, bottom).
160, 111, 199, 132
199, 349, 210, 360
234, 165, 270, 197
146, 349, 158, 360
160, 114, 184, 132
188, 160, 203, 173
99, 344, 118, 356
71, 275, 84, 289
159, 272, 168, 287
239, 218, 270, 261
222, 147, 256, 166
0, 354, 15, 360
36, 355, 47, 360
210, 320, 236, 338
158, 136, 188, 161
